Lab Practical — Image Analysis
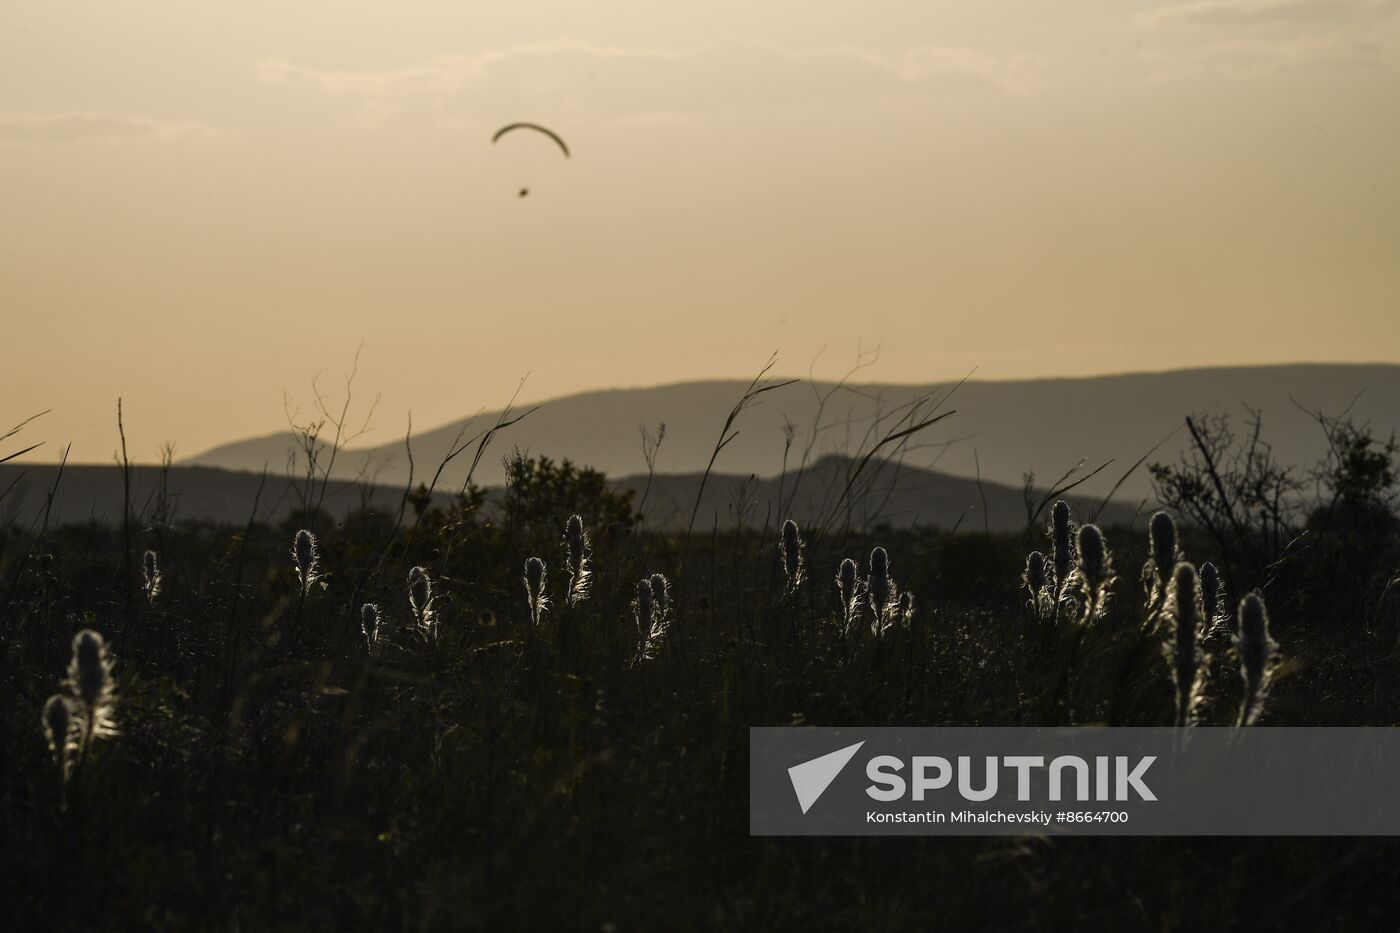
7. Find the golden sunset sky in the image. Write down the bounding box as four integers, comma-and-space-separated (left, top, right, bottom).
3, 0, 1398, 462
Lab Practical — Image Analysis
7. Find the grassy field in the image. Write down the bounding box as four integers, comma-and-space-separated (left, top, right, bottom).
4, 437, 1400, 930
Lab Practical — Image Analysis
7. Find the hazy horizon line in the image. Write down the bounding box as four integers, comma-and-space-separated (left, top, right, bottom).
192, 356, 1400, 448
12, 358, 1398, 468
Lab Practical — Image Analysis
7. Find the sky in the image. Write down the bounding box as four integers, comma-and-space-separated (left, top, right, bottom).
2, 0, 1398, 463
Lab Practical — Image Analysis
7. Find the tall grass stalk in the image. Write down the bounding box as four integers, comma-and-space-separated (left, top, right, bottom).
1167, 563, 1204, 727
1235, 592, 1279, 726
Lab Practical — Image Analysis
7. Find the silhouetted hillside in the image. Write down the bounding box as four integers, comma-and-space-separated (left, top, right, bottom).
613, 454, 1138, 533
0, 456, 1135, 533
0, 464, 445, 530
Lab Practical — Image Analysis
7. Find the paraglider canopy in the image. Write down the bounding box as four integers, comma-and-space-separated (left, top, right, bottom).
491, 123, 570, 158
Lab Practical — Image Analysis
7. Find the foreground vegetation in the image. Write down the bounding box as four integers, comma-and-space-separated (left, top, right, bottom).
4, 403, 1400, 930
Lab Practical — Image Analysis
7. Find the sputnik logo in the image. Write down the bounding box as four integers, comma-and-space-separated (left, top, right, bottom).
788, 741, 865, 814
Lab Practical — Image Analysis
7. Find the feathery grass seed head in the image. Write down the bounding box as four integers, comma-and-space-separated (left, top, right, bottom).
1169, 563, 1203, 726
1237, 593, 1276, 686
867, 547, 897, 633
898, 590, 915, 629
634, 575, 671, 661
1234, 592, 1279, 726
361, 603, 381, 648
780, 519, 804, 590
1200, 561, 1223, 622
563, 514, 592, 606
565, 514, 584, 560
525, 556, 545, 591
73, 630, 109, 707
1025, 550, 1047, 594
837, 558, 862, 635
1076, 524, 1108, 592
1172, 563, 1199, 636
409, 566, 430, 612
524, 557, 549, 624
67, 629, 118, 740
291, 529, 322, 595
142, 550, 162, 601
294, 529, 314, 572
42, 694, 74, 778
408, 566, 436, 635
648, 573, 671, 613
1150, 511, 1178, 576
1071, 524, 1115, 623
869, 546, 890, 608
870, 546, 888, 581
839, 558, 858, 596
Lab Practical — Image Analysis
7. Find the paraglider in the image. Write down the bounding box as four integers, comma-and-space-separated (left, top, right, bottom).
491, 123, 570, 158
492, 123, 568, 199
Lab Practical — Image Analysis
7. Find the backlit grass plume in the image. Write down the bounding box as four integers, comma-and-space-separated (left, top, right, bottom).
563, 514, 591, 606
866, 546, 898, 636
1199, 561, 1233, 645
897, 590, 915, 630
1166, 563, 1204, 727
649, 573, 671, 617
1200, 561, 1221, 621
779, 519, 804, 593
837, 558, 862, 636
1146, 511, 1179, 609
1024, 550, 1051, 619
1025, 550, 1047, 597
1072, 524, 1114, 622
67, 628, 119, 747
635, 577, 654, 634
1234, 592, 1279, 726
408, 566, 437, 639
41, 694, 76, 785
634, 576, 671, 661
524, 557, 549, 626
142, 549, 162, 603
361, 603, 381, 650
292, 529, 323, 597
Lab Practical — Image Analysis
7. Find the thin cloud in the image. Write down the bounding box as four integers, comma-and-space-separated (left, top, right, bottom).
0, 112, 217, 143
1139, 0, 1398, 29
255, 39, 1048, 127
1135, 0, 1398, 79
1140, 32, 1393, 79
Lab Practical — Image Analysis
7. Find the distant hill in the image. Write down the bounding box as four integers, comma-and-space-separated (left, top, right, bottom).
610, 454, 1139, 534
0, 464, 446, 531
0, 456, 1135, 534
185, 364, 1400, 502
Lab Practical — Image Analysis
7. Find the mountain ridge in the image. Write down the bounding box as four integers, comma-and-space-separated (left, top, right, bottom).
180, 363, 1400, 503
